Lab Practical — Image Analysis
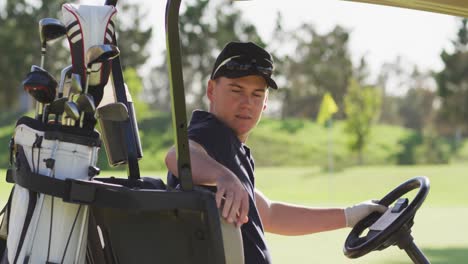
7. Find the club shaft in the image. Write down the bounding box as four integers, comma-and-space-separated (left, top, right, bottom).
40, 52, 45, 69
84, 70, 90, 94
79, 71, 91, 128
39, 47, 45, 122
35, 102, 43, 120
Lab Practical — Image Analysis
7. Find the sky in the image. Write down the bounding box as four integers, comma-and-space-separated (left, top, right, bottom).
80, 0, 461, 93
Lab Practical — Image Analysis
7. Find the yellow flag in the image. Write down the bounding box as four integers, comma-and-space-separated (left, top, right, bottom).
317, 92, 338, 125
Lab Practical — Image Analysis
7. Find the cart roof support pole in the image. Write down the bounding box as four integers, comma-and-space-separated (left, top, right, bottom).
165, 0, 193, 191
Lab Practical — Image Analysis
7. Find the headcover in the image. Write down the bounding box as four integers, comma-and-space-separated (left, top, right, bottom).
62, 4, 117, 106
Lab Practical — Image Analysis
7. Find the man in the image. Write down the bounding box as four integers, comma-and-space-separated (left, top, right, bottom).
165, 41, 386, 264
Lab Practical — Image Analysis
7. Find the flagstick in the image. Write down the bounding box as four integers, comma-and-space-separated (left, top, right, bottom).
327, 118, 334, 203
317, 92, 338, 204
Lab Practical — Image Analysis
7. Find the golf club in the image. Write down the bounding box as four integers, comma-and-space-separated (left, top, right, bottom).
64, 101, 80, 126
83, 44, 120, 95
22, 69, 58, 122
62, 74, 83, 126
35, 18, 66, 122
38, 18, 67, 69
76, 94, 96, 115
49, 65, 73, 123
47, 97, 68, 124
58, 65, 73, 98
79, 44, 120, 128
31, 65, 51, 122
96, 102, 129, 122
31, 65, 45, 72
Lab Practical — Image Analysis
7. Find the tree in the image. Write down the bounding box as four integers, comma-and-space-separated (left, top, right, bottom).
280, 24, 353, 119
344, 78, 382, 164
435, 18, 468, 144
398, 68, 436, 132
0, 0, 151, 114
114, 3, 152, 70
376, 56, 412, 125
124, 67, 149, 121
147, 0, 264, 112
0, 0, 59, 112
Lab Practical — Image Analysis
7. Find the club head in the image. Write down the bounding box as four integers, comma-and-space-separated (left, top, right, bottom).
58, 65, 73, 96
69, 73, 83, 95
22, 70, 58, 104
96, 103, 129, 122
38, 18, 67, 45
48, 97, 68, 114
76, 94, 96, 113
30, 65, 46, 72
86, 44, 120, 69
64, 101, 80, 120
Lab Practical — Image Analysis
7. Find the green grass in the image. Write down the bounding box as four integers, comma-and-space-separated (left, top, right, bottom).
255, 165, 468, 263
266, 207, 468, 264
255, 164, 468, 206
0, 114, 417, 171
1, 164, 467, 263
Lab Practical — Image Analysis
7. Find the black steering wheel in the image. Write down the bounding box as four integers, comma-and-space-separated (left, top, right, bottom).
344, 176, 430, 263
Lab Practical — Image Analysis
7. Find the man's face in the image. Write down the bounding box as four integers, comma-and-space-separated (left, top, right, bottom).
207, 75, 269, 142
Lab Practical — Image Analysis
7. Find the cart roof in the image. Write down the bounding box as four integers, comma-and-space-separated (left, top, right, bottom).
345, 0, 468, 17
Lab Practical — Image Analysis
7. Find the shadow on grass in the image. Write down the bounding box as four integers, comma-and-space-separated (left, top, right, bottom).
392, 247, 468, 264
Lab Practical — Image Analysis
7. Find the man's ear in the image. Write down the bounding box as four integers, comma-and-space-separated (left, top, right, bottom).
207, 79, 215, 102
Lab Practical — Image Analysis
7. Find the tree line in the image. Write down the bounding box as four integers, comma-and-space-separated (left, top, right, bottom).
1, 0, 467, 164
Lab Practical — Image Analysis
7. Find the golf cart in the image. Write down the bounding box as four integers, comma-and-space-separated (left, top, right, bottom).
1, 0, 466, 263
166, 1, 467, 264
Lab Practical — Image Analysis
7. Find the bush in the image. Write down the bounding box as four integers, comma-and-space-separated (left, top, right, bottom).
395, 131, 452, 165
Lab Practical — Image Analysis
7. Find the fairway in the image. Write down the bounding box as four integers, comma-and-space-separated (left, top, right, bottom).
255, 165, 468, 264
1, 164, 467, 263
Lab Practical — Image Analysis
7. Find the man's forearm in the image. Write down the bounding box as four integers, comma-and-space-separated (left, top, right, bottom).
165, 144, 225, 185
265, 202, 346, 236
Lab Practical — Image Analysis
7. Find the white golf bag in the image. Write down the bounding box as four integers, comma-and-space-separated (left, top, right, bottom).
3, 117, 100, 264
0, 5, 120, 263
0, 3, 143, 264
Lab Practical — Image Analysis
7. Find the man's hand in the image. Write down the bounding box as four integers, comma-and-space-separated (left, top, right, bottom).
344, 200, 387, 227
216, 171, 249, 227
166, 140, 249, 227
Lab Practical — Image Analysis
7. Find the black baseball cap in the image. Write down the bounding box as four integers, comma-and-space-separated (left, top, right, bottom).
210, 41, 278, 89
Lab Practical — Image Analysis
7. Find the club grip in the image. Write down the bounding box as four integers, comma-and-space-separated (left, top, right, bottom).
104, 0, 118, 6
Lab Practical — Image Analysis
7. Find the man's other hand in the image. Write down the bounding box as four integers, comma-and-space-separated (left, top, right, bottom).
344, 200, 387, 228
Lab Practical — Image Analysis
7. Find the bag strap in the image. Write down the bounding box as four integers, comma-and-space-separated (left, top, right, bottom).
7, 146, 67, 200
12, 188, 37, 264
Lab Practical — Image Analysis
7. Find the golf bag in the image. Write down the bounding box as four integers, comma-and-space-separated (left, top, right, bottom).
3, 117, 100, 263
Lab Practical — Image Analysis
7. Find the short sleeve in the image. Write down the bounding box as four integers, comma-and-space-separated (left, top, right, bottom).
187, 120, 233, 162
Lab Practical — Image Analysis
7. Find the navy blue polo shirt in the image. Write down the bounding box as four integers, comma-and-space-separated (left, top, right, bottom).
167, 110, 272, 264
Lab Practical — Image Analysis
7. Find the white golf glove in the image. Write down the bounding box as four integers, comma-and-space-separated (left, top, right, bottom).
344, 200, 387, 227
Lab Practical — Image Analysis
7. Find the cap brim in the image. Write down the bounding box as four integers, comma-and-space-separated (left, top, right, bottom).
265, 76, 278, 89
216, 69, 278, 89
